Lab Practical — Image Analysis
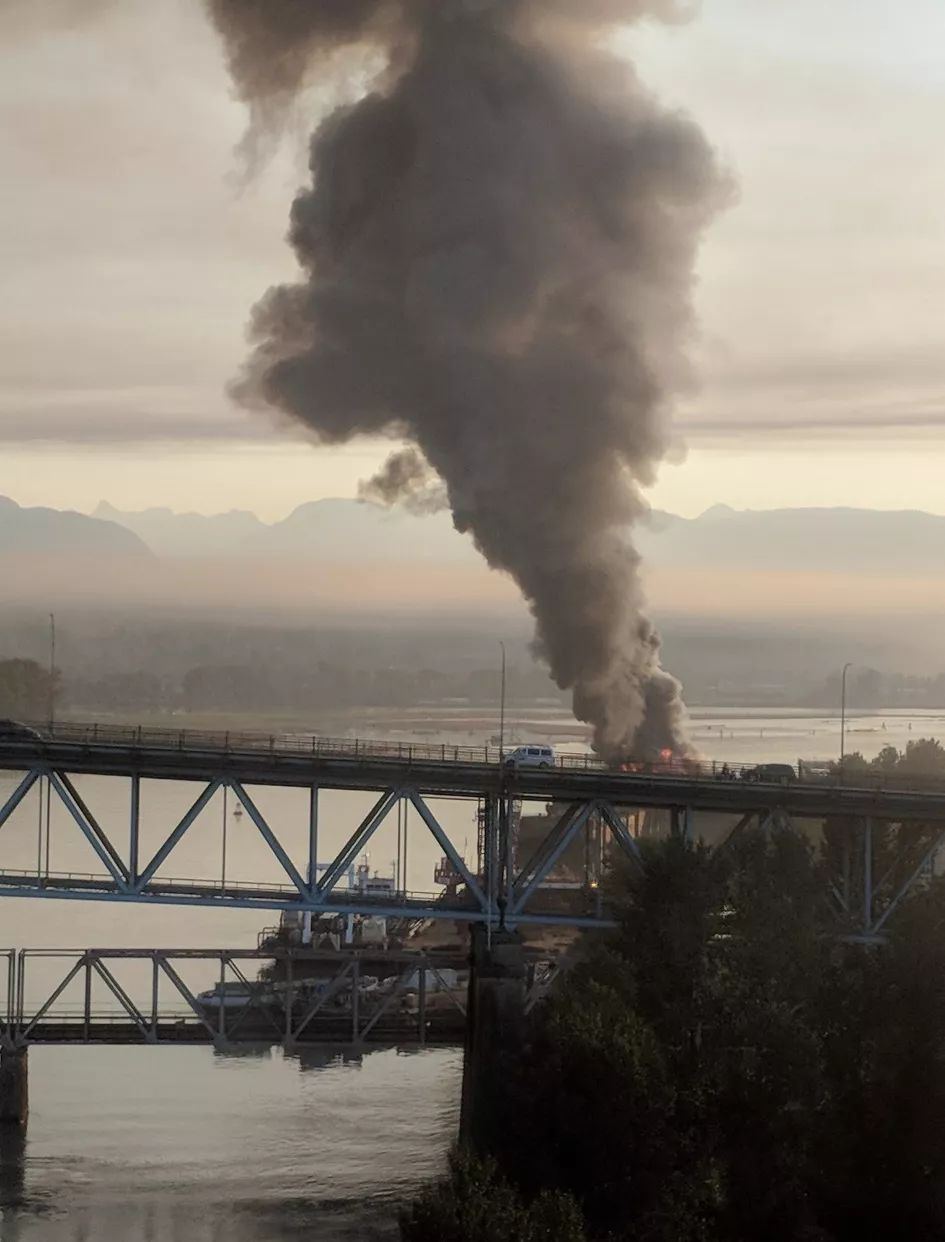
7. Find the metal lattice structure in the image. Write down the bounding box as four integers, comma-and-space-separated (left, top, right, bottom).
0, 947, 562, 1050
1, 725, 945, 933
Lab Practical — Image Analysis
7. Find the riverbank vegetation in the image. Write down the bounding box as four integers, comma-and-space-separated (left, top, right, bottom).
402, 774, 945, 1239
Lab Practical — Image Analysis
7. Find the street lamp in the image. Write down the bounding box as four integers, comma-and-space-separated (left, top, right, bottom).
48, 612, 56, 728
839, 661, 852, 777
498, 640, 507, 759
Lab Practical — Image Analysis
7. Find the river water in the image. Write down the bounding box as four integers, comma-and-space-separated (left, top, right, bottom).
1, 707, 944, 1240
0, 1044, 461, 1242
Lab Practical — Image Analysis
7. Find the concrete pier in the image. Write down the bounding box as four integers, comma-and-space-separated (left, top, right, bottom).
0, 1049, 28, 1127
459, 927, 526, 1151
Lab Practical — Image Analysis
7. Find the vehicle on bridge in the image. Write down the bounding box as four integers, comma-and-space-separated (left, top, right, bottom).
740, 762, 797, 784
618, 748, 701, 777
504, 745, 556, 769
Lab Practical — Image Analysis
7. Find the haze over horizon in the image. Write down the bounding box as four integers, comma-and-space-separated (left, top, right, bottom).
3, 492, 945, 629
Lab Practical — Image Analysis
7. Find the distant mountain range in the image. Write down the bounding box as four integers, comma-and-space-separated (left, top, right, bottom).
635, 504, 945, 575
1, 494, 942, 579
91, 498, 945, 576
0, 496, 150, 558
92, 498, 479, 563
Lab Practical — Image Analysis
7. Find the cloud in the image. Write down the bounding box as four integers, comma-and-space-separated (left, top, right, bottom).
681, 411, 945, 441
1, 0, 115, 39
2, 0, 945, 455
0, 405, 269, 445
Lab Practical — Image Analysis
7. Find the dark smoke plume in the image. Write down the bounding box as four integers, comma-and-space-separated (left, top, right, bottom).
207, 0, 728, 761
358, 447, 448, 515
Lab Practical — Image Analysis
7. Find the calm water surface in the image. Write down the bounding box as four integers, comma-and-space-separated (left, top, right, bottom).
0, 1044, 461, 1241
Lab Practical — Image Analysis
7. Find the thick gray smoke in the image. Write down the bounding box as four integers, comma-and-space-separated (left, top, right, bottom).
357, 447, 448, 515
208, 0, 727, 761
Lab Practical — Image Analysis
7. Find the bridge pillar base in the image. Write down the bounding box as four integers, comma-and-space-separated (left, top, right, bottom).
0, 1049, 28, 1127
459, 927, 526, 1152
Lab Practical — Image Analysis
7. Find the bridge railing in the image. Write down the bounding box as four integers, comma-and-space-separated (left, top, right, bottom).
0, 867, 462, 911
6, 721, 519, 767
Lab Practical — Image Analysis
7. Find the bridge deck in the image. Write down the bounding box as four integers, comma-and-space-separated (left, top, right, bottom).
2, 722, 945, 819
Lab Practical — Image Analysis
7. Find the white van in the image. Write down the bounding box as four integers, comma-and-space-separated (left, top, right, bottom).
504, 745, 556, 769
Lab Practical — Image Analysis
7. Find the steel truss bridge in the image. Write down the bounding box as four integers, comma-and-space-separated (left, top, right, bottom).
0, 948, 557, 1050
1, 723, 945, 936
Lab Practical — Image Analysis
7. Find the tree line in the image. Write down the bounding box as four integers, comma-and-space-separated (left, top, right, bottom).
818, 667, 945, 710
0, 657, 566, 718
0, 658, 56, 720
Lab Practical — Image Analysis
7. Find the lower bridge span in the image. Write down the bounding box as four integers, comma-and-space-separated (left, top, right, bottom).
0, 947, 557, 1052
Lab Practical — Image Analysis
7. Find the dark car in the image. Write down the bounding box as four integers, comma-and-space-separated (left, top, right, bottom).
742, 762, 796, 784
0, 719, 43, 741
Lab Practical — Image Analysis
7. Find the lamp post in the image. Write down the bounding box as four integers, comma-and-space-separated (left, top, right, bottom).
839, 661, 852, 778
498, 641, 507, 760
48, 612, 56, 728
43, 611, 56, 879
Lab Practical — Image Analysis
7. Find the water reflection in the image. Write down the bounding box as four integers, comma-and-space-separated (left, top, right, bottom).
293, 1045, 365, 1072
0, 1126, 26, 1211
0, 1045, 459, 1242
0, 1198, 391, 1242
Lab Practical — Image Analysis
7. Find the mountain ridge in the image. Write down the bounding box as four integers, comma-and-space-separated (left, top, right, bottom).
103, 497, 942, 575
0, 496, 151, 558
6, 496, 944, 578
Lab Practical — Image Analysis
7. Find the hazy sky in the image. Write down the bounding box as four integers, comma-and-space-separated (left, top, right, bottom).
2, 0, 944, 520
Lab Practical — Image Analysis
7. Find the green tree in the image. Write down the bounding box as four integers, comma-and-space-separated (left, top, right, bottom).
898, 737, 945, 778
488, 841, 726, 1240
705, 829, 835, 1241
399, 1150, 587, 1242
0, 657, 55, 721
816, 881, 945, 1242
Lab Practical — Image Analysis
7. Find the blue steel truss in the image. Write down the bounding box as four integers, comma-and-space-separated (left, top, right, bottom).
1, 726, 945, 935
0, 765, 640, 929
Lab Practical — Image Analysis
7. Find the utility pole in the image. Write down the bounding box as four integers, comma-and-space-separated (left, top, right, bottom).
498, 640, 507, 759
48, 612, 56, 727
44, 612, 56, 879
839, 661, 852, 779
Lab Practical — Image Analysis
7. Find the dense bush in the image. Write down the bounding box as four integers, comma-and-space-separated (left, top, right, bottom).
399, 1151, 586, 1242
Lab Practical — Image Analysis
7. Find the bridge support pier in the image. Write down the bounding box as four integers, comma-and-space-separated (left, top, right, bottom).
459, 926, 526, 1152
0, 1049, 28, 1127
